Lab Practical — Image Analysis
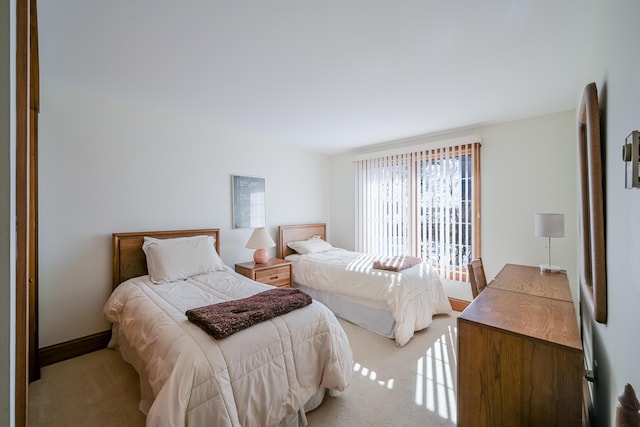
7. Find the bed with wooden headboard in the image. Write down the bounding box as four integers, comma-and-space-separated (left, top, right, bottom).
105, 227, 352, 425
276, 223, 452, 347
277, 223, 326, 259
112, 228, 220, 289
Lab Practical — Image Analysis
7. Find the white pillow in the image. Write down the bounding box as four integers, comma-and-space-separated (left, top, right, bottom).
287, 235, 333, 254
142, 235, 224, 284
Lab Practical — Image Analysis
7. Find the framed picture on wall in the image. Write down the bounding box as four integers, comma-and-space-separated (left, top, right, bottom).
231, 175, 266, 229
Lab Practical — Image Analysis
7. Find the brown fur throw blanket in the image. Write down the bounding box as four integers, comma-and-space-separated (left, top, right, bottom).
186, 287, 312, 339
372, 255, 422, 272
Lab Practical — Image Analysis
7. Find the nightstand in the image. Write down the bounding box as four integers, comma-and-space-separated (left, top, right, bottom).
235, 258, 292, 288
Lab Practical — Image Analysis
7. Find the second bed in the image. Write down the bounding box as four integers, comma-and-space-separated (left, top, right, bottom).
277, 223, 452, 347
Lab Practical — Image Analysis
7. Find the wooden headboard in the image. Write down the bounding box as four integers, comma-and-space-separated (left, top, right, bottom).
112, 228, 220, 289
277, 223, 326, 259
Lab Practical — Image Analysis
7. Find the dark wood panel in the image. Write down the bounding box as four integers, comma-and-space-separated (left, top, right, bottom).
39, 330, 111, 367
15, 0, 31, 423
28, 0, 40, 384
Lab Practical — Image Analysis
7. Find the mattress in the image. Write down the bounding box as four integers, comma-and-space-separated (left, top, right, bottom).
286, 249, 452, 346
103, 267, 353, 426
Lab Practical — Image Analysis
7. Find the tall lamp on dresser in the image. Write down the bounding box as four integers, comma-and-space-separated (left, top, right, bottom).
534, 212, 565, 273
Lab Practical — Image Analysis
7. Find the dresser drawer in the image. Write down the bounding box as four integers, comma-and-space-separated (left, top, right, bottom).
255, 266, 291, 287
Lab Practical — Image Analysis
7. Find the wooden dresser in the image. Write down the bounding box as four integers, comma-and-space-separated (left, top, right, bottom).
457, 264, 583, 427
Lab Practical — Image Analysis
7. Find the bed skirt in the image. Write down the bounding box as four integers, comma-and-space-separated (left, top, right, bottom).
293, 282, 396, 339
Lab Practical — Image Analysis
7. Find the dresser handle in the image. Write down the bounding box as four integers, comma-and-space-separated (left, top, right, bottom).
270, 275, 279, 280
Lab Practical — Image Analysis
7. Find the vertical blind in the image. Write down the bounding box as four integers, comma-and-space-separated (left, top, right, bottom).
355, 141, 481, 280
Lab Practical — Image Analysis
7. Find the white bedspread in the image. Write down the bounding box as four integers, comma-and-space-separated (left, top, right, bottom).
286, 249, 452, 346
103, 267, 352, 427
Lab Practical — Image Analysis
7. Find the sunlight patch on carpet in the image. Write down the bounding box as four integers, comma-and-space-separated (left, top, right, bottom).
414, 325, 457, 423
353, 362, 394, 389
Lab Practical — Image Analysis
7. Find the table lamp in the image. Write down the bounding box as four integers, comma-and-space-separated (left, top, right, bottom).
246, 227, 276, 264
534, 213, 565, 272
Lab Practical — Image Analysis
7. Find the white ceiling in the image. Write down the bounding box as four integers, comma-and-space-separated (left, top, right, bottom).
38, 1, 595, 154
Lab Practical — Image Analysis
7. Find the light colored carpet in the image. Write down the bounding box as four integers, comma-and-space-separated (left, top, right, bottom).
29, 345, 146, 427
29, 314, 459, 427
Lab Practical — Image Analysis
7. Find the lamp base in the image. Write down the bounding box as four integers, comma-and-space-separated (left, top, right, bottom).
540, 264, 563, 273
253, 249, 269, 264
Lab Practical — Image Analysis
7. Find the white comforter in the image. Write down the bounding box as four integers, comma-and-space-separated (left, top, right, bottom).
287, 249, 452, 346
103, 267, 352, 427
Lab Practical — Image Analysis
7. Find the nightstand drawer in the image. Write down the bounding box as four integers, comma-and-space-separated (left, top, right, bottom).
255, 266, 291, 287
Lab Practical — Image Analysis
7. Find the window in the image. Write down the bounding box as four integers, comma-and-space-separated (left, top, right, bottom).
355, 140, 481, 281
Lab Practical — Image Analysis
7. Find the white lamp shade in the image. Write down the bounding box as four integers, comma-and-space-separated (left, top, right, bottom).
245, 228, 276, 249
535, 213, 565, 238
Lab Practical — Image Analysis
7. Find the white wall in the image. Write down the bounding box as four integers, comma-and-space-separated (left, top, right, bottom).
38, 82, 331, 347
330, 111, 579, 301
480, 112, 578, 288
581, 1, 640, 425
1, 1, 15, 424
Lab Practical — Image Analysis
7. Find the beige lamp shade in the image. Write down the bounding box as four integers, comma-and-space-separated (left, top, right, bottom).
246, 228, 276, 264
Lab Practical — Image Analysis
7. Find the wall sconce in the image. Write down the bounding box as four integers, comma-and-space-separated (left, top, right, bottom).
622, 130, 640, 188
